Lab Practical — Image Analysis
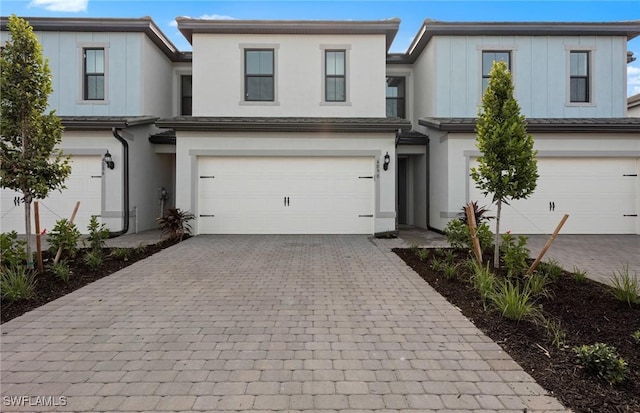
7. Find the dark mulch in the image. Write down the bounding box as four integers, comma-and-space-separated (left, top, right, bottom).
1, 239, 180, 324
394, 248, 640, 413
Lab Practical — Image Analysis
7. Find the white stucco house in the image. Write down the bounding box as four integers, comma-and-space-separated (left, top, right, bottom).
1, 16, 639, 236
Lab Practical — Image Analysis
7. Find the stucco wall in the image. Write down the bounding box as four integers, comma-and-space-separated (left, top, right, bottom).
141, 35, 174, 118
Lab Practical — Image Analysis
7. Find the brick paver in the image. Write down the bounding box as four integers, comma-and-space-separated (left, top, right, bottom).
0, 235, 568, 412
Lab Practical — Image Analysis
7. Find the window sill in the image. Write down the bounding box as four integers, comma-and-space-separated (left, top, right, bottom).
77, 99, 110, 105
565, 102, 596, 107
319, 101, 352, 106
239, 101, 280, 106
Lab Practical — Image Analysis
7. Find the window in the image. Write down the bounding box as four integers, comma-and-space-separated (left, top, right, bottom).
482, 51, 510, 91
325, 50, 346, 102
570, 51, 590, 103
386, 77, 406, 118
181, 75, 192, 116
245, 49, 274, 101
83, 48, 105, 100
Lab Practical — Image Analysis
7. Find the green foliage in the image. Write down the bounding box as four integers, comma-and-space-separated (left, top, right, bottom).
490, 278, 539, 321
501, 233, 530, 277
442, 263, 458, 280
46, 219, 81, 259
573, 343, 628, 384
631, 330, 640, 346
0, 265, 36, 301
134, 242, 147, 255
50, 261, 71, 283
609, 264, 639, 307
458, 201, 494, 225
156, 208, 195, 241
0, 231, 27, 268
83, 250, 104, 271
534, 314, 566, 348
110, 247, 132, 262
430, 258, 443, 272
572, 266, 588, 284
538, 259, 563, 281
85, 216, 109, 252
444, 219, 493, 253
525, 273, 551, 298
441, 249, 456, 265
470, 60, 538, 268
1, 15, 71, 268
469, 260, 496, 303
416, 248, 429, 262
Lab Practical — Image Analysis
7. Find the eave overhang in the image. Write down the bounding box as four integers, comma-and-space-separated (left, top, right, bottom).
419, 117, 640, 133
176, 18, 401, 51
60, 116, 159, 131
156, 117, 411, 133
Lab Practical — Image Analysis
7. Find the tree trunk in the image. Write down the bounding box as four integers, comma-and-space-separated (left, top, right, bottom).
493, 199, 502, 269
24, 196, 33, 269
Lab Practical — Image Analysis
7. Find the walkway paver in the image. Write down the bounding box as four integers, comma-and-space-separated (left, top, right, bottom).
1, 235, 567, 412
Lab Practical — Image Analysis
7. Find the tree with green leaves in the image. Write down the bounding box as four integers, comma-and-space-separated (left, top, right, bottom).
1, 15, 71, 269
470, 60, 538, 268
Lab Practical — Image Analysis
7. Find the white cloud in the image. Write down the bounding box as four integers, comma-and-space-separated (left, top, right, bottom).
170, 14, 235, 27
29, 0, 88, 12
628, 65, 640, 97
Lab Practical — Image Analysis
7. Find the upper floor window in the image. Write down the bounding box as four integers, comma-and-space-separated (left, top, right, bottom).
386, 77, 406, 118
325, 50, 346, 102
245, 49, 274, 101
570, 51, 590, 103
83, 48, 104, 100
181, 75, 192, 116
482, 51, 511, 91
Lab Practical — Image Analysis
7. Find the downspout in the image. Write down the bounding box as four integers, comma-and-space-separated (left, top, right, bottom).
108, 127, 129, 238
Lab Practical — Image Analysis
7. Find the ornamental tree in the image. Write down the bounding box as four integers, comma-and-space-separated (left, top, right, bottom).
470, 60, 538, 268
1, 15, 71, 269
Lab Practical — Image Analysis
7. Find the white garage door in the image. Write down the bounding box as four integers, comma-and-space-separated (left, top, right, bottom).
1, 156, 102, 234
469, 158, 638, 234
198, 157, 375, 234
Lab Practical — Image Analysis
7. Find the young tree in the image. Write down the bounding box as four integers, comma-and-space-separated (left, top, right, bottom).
1, 15, 71, 269
470, 60, 538, 268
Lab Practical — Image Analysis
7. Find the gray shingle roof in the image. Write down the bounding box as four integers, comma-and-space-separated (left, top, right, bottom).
419, 117, 640, 133
60, 116, 158, 130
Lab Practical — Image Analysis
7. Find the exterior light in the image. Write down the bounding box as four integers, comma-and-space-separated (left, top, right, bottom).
383, 152, 391, 171
103, 150, 115, 170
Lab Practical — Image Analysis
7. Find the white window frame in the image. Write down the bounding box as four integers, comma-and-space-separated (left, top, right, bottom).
565, 45, 596, 107
476, 45, 517, 104
320, 44, 351, 106
239, 43, 280, 106
77, 43, 109, 104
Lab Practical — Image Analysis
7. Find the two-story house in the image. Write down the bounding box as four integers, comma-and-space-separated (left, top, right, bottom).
2, 16, 639, 236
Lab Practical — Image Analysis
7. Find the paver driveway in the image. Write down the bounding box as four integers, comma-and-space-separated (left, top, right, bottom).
1, 235, 567, 412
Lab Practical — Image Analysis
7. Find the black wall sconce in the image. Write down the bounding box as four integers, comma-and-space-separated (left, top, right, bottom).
383, 152, 391, 171
103, 150, 115, 170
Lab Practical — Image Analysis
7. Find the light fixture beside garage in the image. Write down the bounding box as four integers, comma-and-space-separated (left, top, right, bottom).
383, 152, 391, 171
103, 150, 115, 170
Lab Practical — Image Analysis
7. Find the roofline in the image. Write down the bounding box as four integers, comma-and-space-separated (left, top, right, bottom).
403, 20, 640, 63
418, 117, 640, 133
176, 18, 401, 51
60, 116, 158, 130
0, 16, 191, 62
157, 117, 411, 133
628, 93, 640, 109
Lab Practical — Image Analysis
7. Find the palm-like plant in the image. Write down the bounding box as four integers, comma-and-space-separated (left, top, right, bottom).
156, 208, 195, 241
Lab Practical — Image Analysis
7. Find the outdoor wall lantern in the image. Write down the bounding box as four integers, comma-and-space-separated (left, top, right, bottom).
103, 150, 115, 170
383, 152, 391, 171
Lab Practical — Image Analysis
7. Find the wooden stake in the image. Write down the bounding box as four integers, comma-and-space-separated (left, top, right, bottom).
53, 201, 80, 265
34, 201, 44, 274
526, 214, 569, 275
465, 204, 483, 264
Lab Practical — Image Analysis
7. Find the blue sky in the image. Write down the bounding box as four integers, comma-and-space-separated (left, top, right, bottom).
2, 0, 640, 95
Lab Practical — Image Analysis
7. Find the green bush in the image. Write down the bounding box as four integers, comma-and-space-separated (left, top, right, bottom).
609, 264, 639, 307
442, 263, 458, 280
47, 219, 81, 259
416, 248, 429, 262
50, 261, 71, 283
0, 265, 36, 302
83, 250, 104, 271
110, 247, 132, 262
0, 231, 27, 268
469, 260, 496, 303
631, 330, 640, 346
525, 273, 551, 298
573, 343, 628, 384
501, 233, 530, 277
490, 278, 539, 321
572, 266, 588, 284
444, 219, 493, 253
85, 216, 109, 252
538, 259, 563, 281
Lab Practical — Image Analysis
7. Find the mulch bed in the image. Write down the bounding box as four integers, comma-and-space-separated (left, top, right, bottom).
1, 239, 180, 324
394, 248, 640, 413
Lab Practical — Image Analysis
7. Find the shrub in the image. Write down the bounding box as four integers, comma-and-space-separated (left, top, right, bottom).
47, 219, 81, 259
609, 264, 639, 307
469, 260, 496, 303
501, 233, 530, 277
50, 261, 71, 283
631, 330, 640, 346
538, 259, 563, 281
442, 263, 458, 280
458, 201, 494, 225
430, 258, 443, 273
572, 266, 588, 284
525, 273, 551, 298
0, 231, 27, 268
444, 219, 493, 253
156, 208, 195, 241
83, 250, 104, 271
441, 249, 456, 265
416, 248, 429, 262
0, 265, 36, 302
573, 343, 628, 384
85, 216, 109, 252
110, 247, 132, 262
490, 278, 539, 321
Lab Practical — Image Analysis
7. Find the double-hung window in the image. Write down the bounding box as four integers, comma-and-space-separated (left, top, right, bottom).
386, 77, 406, 118
245, 49, 274, 101
482, 50, 511, 91
325, 50, 346, 102
83, 48, 105, 100
570, 51, 590, 103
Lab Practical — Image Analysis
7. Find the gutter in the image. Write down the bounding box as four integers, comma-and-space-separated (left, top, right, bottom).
109, 127, 130, 238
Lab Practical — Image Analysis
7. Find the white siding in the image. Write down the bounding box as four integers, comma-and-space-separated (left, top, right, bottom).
141, 35, 174, 118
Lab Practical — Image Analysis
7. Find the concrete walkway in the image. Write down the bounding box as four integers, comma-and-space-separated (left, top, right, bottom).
1, 235, 566, 412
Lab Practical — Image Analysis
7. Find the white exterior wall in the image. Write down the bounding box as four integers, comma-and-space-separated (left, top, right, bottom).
141, 36, 174, 118
411, 42, 437, 123
420, 35, 628, 118
175, 132, 396, 234
629, 105, 640, 117
192, 33, 386, 117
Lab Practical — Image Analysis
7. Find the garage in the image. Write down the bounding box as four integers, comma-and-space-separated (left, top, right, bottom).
1, 156, 102, 234
198, 156, 375, 234
469, 157, 638, 234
